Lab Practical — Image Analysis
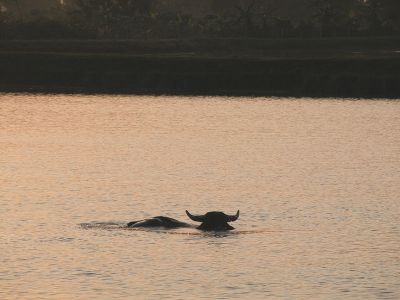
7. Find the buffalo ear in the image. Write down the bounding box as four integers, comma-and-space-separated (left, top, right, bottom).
186, 210, 205, 222
227, 210, 239, 222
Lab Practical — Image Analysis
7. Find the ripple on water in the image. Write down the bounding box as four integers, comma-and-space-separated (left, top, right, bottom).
1, 94, 400, 299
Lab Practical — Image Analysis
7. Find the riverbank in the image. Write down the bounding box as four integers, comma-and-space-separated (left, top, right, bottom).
1, 37, 400, 98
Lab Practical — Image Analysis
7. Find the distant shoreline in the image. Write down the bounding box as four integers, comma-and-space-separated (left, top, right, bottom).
1, 38, 399, 99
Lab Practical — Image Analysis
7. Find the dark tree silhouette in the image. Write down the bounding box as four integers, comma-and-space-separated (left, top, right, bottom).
0, 0, 399, 39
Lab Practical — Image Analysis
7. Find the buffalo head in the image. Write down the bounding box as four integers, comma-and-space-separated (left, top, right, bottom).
185, 210, 240, 231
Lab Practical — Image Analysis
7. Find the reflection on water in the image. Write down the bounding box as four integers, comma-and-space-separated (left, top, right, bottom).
80, 222, 281, 236
1, 93, 400, 299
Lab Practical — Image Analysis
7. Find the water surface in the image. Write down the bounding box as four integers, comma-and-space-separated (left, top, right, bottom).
1, 94, 399, 299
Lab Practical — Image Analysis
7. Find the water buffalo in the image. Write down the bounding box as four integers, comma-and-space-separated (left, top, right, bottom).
127, 210, 240, 231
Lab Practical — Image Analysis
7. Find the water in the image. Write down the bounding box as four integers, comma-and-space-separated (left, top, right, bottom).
1, 93, 399, 299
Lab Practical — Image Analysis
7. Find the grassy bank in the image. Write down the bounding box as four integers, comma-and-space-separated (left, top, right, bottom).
2, 37, 400, 58
1, 38, 400, 98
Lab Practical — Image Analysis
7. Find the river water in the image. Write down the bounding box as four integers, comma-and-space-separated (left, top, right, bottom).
1, 94, 399, 299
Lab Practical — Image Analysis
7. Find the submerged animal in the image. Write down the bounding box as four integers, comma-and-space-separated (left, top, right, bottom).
127, 210, 240, 231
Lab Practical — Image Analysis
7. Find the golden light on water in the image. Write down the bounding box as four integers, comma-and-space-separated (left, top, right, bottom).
1, 94, 400, 299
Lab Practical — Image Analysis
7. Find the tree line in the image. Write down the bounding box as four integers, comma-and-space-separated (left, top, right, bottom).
1, 0, 399, 39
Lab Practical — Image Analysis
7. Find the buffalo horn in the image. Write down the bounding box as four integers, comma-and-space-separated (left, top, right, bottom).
185, 210, 205, 222
227, 210, 240, 222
